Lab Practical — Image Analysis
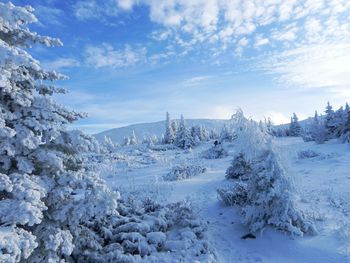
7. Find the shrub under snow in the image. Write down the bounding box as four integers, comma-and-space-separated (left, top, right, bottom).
164, 164, 207, 181
68, 197, 215, 262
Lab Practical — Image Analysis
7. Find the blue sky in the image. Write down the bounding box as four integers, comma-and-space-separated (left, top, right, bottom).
14, 0, 350, 133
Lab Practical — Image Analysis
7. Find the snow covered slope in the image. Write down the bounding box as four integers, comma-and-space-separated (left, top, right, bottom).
95, 119, 229, 143
100, 137, 350, 262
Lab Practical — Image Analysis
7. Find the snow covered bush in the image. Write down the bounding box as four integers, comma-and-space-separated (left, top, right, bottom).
217, 182, 248, 206
67, 197, 215, 262
225, 152, 252, 180
201, 142, 228, 159
164, 164, 207, 181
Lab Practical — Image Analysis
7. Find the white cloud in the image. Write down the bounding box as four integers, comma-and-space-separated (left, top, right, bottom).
84, 43, 147, 68
257, 43, 350, 97
43, 58, 80, 70
254, 36, 269, 48
34, 5, 63, 26
206, 105, 232, 119
182, 75, 211, 87
74, 0, 119, 20
265, 111, 290, 125
72, 0, 350, 57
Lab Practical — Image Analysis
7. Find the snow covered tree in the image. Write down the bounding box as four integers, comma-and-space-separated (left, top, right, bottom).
303, 111, 327, 144
129, 130, 137, 145
289, 113, 301, 136
219, 110, 315, 236
225, 152, 252, 180
174, 115, 194, 149
340, 109, 350, 143
324, 101, 336, 137
220, 124, 235, 141
0, 3, 118, 262
241, 147, 316, 236
265, 117, 274, 135
333, 106, 347, 138
171, 120, 177, 136
103, 135, 116, 152
164, 112, 175, 144
190, 125, 208, 144
122, 136, 130, 146
311, 115, 327, 144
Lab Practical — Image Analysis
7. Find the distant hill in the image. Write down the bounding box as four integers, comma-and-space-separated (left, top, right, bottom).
94, 119, 229, 143
95, 115, 319, 144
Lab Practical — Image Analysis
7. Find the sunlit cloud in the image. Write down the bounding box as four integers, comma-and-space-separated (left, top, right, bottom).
256, 43, 350, 97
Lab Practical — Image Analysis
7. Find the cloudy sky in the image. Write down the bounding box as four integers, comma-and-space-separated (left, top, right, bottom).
15, 0, 350, 133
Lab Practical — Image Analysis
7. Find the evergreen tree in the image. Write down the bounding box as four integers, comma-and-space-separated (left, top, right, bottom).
340, 110, 350, 143
289, 113, 301, 136
174, 115, 194, 149
123, 136, 130, 146
171, 120, 177, 137
129, 130, 137, 145
241, 148, 316, 236
164, 112, 175, 144
220, 124, 234, 141
103, 135, 115, 152
0, 3, 117, 261
324, 101, 336, 137
225, 153, 252, 180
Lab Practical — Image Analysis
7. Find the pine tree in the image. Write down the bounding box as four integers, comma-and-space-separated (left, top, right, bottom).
219, 110, 315, 236
241, 148, 316, 236
129, 130, 137, 145
103, 135, 115, 152
340, 110, 350, 143
171, 120, 177, 137
265, 117, 274, 135
174, 115, 194, 149
0, 3, 117, 262
164, 112, 175, 144
324, 101, 336, 137
289, 113, 301, 136
225, 153, 252, 180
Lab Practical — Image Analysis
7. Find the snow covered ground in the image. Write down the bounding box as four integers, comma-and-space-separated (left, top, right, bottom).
101, 138, 350, 263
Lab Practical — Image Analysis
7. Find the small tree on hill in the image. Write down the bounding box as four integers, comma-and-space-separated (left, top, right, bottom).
174, 115, 194, 149
289, 113, 301, 136
164, 112, 175, 144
